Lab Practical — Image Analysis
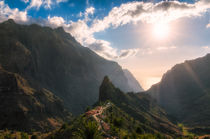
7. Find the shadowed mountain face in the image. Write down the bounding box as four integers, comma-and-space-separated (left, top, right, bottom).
0, 66, 71, 132
148, 54, 210, 127
99, 76, 182, 137
123, 69, 144, 92
0, 19, 139, 115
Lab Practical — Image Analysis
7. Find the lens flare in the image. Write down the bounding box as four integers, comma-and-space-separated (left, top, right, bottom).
153, 23, 170, 40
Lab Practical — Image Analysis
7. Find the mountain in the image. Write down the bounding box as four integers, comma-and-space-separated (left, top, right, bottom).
0, 19, 141, 115
45, 76, 182, 139
123, 69, 144, 92
98, 76, 182, 137
0, 66, 71, 132
148, 54, 210, 127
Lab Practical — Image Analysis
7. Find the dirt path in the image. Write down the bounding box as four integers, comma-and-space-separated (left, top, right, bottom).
92, 104, 110, 130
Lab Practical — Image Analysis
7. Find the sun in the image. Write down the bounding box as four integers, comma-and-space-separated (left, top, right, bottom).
152, 22, 170, 40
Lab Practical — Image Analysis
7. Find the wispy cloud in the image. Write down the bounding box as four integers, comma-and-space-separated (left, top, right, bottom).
56, 0, 68, 4
21, 0, 29, 4
90, 0, 210, 33
88, 40, 139, 59
26, 0, 67, 10
26, 0, 44, 10
59, 0, 210, 59
1, 0, 210, 60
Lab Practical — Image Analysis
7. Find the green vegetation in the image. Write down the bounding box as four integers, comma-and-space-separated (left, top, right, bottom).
99, 76, 182, 137
178, 123, 197, 138
0, 74, 193, 138
76, 121, 102, 139
2, 19, 210, 137
46, 102, 168, 139
20, 132, 29, 139
0, 130, 34, 139
31, 134, 39, 139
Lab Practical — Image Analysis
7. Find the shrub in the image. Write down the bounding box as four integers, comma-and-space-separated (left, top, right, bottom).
21, 132, 29, 139
61, 123, 68, 130
76, 121, 102, 139
113, 118, 123, 127
31, 134, 39, 139
136, 126, 144, 134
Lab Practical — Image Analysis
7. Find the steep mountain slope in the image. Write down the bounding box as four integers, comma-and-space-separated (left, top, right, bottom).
46, 76, 182, 138
0, 19, 140, 114
0, 66, 71, 132
98, 76, 182, 137
123, 69, 144, 92
148, 54, 210, 127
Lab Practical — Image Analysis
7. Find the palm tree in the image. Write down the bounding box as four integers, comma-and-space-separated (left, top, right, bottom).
76, 121, 102, 139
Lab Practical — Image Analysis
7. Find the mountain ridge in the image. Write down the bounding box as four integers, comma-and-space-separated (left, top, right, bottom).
147, 53, 210, 127
98, 76, 182, 137
0, 19, 142, 115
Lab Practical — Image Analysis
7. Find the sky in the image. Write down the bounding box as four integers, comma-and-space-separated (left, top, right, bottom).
1, 0, 210, 90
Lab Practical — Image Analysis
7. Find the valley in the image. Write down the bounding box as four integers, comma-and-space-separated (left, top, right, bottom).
0, 19, 210, 138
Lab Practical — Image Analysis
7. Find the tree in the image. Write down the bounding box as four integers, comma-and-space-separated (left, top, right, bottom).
31, 134, 39, 139
136, 126, 144, 134
21, 132, 29, 139
76, 121, 102, 139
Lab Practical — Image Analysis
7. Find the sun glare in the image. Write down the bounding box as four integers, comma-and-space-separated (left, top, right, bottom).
153, 23, 170, 40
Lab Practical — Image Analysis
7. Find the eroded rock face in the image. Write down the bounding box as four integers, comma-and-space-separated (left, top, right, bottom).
0, 67, 71, 132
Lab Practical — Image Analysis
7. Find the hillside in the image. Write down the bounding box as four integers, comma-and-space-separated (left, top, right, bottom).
98, 76, 182, 137
0, 66, 71, 132
148, 54, 210, 127
43, 76, 182, 138
0, 19, 141, 115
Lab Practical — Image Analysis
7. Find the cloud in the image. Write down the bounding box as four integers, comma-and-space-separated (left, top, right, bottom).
48, 16, 65, 27
84, 7, 95, 21
26, 0, 43, 10
119, 49, 139, 59
26, 0, 67, 10
1, 0, 210, 60
21, 0, 29, 3
206, 23, 210, 28
90, 0, 210, 33
88, 40, 139, 59
56, 0, 68, 4
0, 1, 28, 22
85, 7, 95, 15
46, 0, 210, 59
66, 20, 93, 44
